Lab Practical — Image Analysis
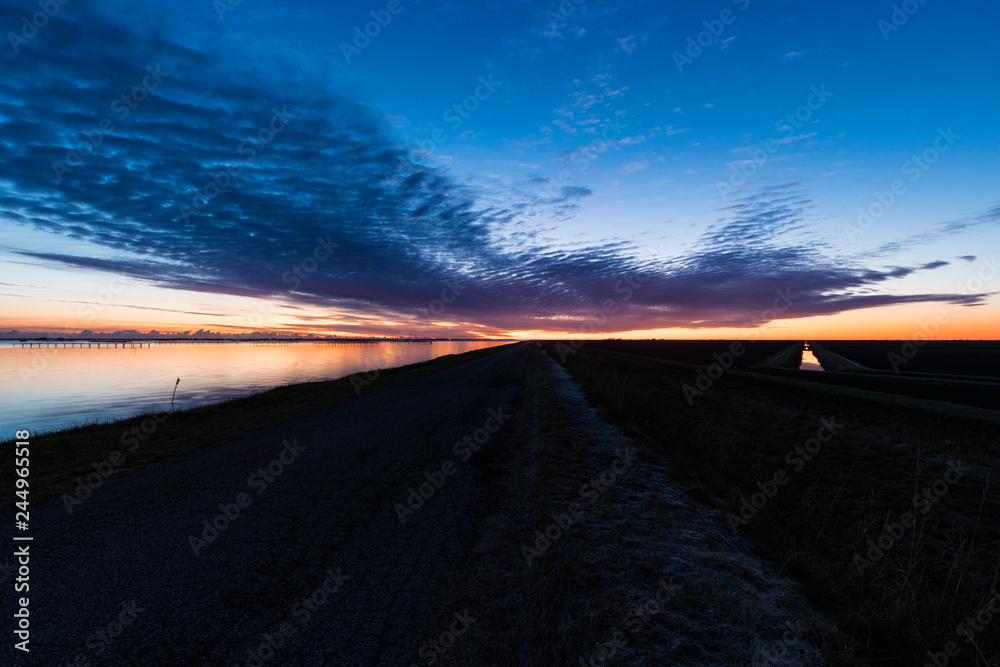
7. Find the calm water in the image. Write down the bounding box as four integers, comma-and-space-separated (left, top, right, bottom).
0, 340, 509, 435
799, 348, 824, 371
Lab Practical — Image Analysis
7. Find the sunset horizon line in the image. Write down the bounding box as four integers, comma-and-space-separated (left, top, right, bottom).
3, 325, 997, 342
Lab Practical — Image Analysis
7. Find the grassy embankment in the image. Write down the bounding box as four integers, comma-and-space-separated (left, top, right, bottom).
1, 343, 517, 515
751, 341, 804, 369
544, 342, 1000, 666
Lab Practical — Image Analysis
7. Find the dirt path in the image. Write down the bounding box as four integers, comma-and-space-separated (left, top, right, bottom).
2, 342, 840, 666
441, 346, 834, 665
1, 343, 530, 666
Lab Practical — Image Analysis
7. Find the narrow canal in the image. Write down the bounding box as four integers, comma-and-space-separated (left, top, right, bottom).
800, 343, 824, 371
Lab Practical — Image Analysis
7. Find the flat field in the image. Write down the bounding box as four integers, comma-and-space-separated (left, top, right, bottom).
547, 339, 1000, 665
581, 339, 801, 369
819, 340, 1000, 378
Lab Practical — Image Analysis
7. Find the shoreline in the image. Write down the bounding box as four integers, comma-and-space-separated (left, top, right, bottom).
3, 338, 514, 437
0, 337, 515, 343
0, 342, 519, 515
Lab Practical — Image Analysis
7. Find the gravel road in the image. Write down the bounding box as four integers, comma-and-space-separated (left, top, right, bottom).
2, 342, 530, 666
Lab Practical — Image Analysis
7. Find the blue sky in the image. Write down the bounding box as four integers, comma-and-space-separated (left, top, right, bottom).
1, 0, 997, 338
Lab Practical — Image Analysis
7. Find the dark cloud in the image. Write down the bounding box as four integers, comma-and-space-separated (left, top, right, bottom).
0, 1, 988, 335
0, 289, 223, 317
869, 206, 1000, 258
595, 186, 985, 331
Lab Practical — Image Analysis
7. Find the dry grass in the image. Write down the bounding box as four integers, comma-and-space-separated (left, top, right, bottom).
441, 347, 834, 665
753, 342, 804, 370
543, 343, 1000, 666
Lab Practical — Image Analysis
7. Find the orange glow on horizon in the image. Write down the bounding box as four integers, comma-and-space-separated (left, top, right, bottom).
503, 300, 1000, 340
3, 298, 997, 340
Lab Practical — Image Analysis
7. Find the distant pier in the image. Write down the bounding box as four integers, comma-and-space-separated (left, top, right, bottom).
18, 341, 151, 348
15, 338, 438, 349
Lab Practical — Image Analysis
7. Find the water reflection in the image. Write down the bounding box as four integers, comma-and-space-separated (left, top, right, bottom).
0, 340, 509, 434
800, 345, 824, 371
